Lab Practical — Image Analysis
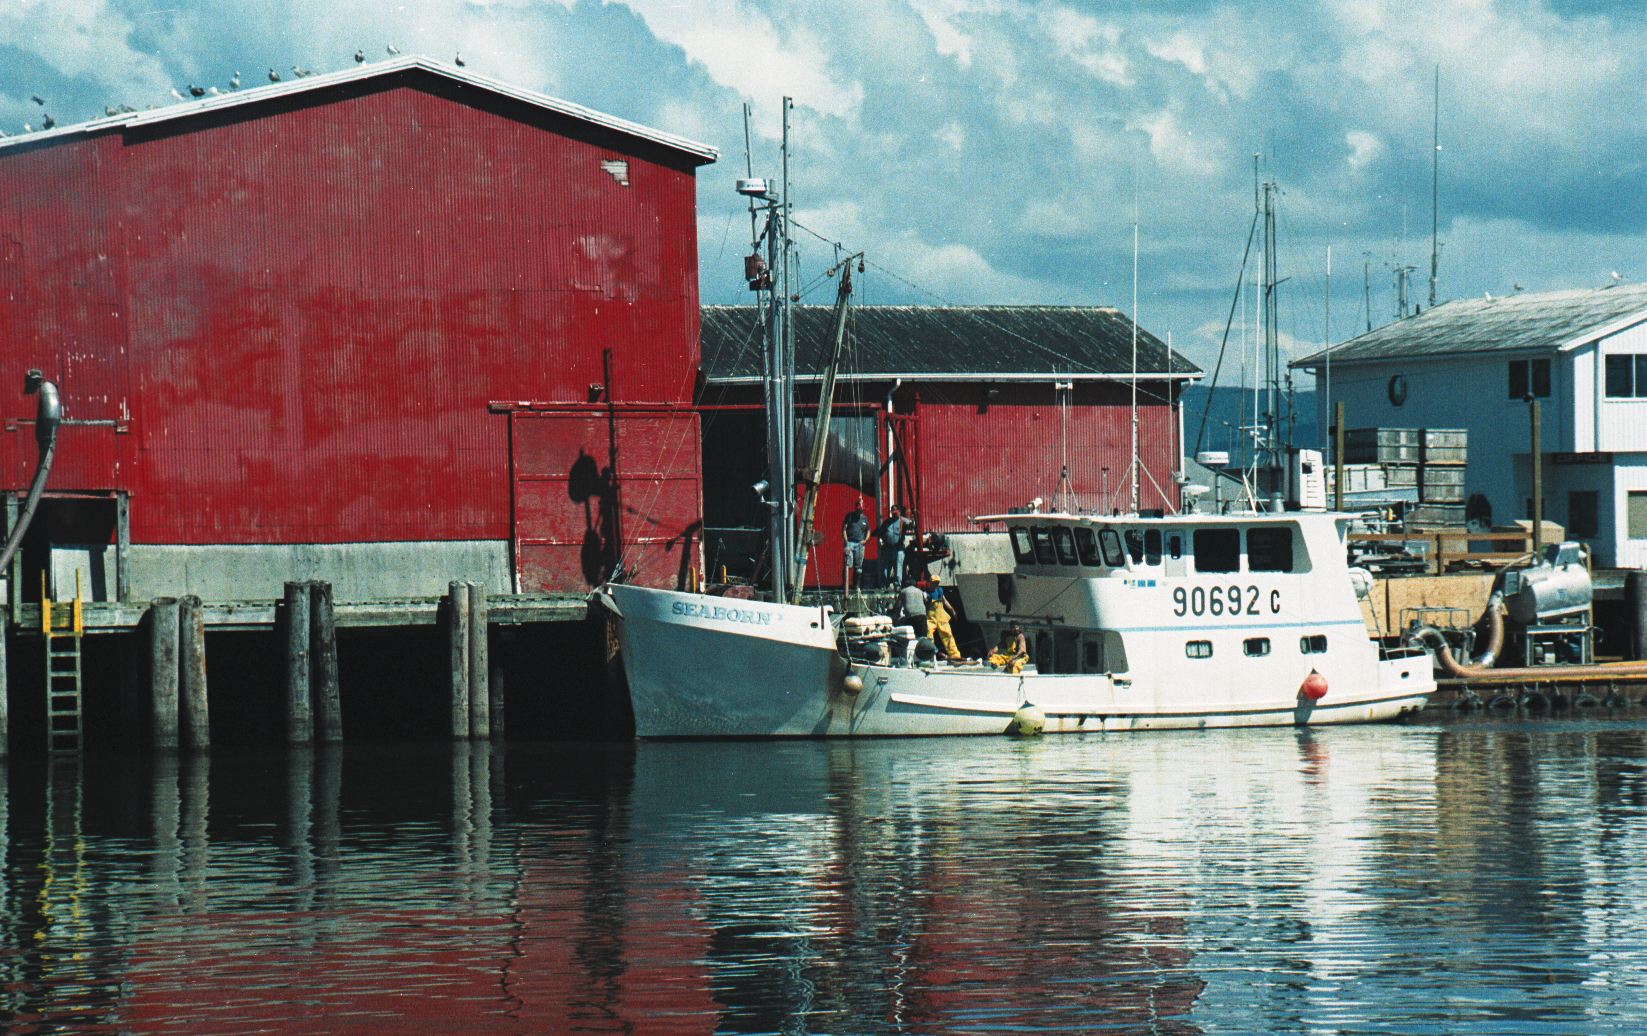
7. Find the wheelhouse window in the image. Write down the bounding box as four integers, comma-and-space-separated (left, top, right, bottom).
1099, 528, 1125, 567
1031, 527, 1058, 565
1244, 637, 1271, 657
1185, 640, 1213, 659
1193, 528, 1241, 573
1075, 527, 1102, 566
1144, 529, 1162, 565
1604, 354, 1647, 398
1301, 634, 1328, 654
1051, 526, 1080, 565
1125, 529, 1144, 564
1509, 357, 1550, 399
1010, 527, 1035, 564
1247, 527, 1294, 572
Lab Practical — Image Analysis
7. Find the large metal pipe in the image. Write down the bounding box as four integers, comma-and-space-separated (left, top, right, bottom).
1411, 594, 1647, 682
0, 378, 60, 573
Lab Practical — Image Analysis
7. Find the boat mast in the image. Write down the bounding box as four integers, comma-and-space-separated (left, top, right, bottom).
791, 256, 859, 601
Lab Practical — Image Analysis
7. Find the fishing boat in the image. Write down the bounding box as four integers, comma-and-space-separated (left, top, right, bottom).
599, 121, 1434, 738
602, 508, 1435, 736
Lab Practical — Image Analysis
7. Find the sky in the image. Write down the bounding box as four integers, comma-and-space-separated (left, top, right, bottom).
2, 0, 1644, 381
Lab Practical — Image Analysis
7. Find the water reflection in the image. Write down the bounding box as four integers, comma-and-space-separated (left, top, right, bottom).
0, 724, 1644, 1032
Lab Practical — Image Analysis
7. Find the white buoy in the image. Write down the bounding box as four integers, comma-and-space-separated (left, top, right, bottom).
842, 673, 864, 696
1011, 703, 1046, 735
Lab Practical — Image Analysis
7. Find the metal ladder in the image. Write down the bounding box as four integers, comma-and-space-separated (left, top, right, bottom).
42, 571, 84, 754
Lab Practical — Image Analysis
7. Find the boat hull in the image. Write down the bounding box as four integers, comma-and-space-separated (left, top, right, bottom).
604, 584, 1433, 738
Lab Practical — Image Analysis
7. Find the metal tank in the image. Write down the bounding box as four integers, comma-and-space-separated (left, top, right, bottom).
1502, 542, 1592, 626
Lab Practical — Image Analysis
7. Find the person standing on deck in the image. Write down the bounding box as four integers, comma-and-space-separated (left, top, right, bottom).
895, 578, 929, 638
876, 505, 909, 588
842, 501, 870, 590
927, 584, 962, 663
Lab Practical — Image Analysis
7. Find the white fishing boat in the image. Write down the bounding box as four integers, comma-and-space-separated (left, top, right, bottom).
600, 120, 1433, 738
602, 508, 1434, 737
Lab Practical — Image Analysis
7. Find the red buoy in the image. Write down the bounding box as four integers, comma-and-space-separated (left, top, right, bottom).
1300, 669, 1328, 701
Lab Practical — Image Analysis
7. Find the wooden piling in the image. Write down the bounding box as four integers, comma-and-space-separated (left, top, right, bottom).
311, 581, 342, 743
490, 666, 506, 740
284, 581, 312, 745
468, 581, 489, 740
0, 616, 8, 757
449, 580, 471, 739
179, 595, 209, 749
1631, 569, 1647, 663
150, 597, 181, 751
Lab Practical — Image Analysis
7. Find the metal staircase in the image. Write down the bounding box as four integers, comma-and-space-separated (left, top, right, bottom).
42, 571, 84, 754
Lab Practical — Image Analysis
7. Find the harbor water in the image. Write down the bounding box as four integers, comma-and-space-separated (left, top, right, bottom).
6, 718, 1647, 1034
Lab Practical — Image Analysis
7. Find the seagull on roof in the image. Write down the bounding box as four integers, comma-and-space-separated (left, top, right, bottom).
31, 94, 44, 105
41, 114, 54, 129
387, 44, 400, 55
170, 87, 186, 100
292, 64, 311, 77
268, 67, 280, 82
454, 52, 465, 67
230, 72, 240, 89
355, 49, 365, 63
188, 84, 205, 97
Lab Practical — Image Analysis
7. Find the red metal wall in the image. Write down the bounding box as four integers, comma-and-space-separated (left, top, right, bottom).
0, 75, 703, 553
914, 382, 1181, 531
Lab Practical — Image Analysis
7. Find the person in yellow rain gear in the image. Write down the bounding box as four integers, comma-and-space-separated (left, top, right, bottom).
926, 584, 964, 663
988, 622, 1029, 674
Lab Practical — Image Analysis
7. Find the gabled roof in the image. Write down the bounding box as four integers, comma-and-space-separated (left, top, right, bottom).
0, 54, 718, 164
1292, 282, 1647, 369
701, 304, 1203, 383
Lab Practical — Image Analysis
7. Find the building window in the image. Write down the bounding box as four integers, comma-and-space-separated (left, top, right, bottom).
1301, 634, 1328, 654
1509, 357, 1550, 400
1186, 640, 1213, 659
1629, 491, 1647, 540
1604, 354, 1647, 398
1244, 637, 1271, 657
1568, 491, 1599, 539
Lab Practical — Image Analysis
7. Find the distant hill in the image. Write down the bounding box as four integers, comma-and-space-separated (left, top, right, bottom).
1181, 385, 1321, 464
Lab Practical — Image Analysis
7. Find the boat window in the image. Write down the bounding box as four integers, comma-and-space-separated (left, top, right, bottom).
1083, 639, 1101, 672
1125, 529, 1144, 564
1051, 526, 1080, 565
1185, 640, 1213, 659
1054, 629, 1079, 672
1099, 528, 1125, 567
1243, 637, 1271, 657
1010, 527, 1036, 564
1248, 527, 1295, 572
1193, 528, 1241, 573
1036, 631, 1054, 673
1145, 529, 1162, 565
1301, 634, 1328, 654
1075, 527, 1101, 566
1168, 534, 1183, 560
1031, 527, 1058, 565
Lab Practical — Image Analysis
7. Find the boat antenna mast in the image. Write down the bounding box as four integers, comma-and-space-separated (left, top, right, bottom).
791, 253, 862, 601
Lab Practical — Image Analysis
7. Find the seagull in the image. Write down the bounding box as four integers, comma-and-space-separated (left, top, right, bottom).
30, 94, 44, 105
355, 49, 365, 64
23, 123, 31, 133
1514, 283, 1524, 292
170, 87, 186, 100
454, 52, 465, 67
268, 67, 281, 82
41, 114, 53, 129
387, 44, 400, 55
206, 86, 220, 95
292, 63, 312, 77
230, 71, 240, 89
188, 83, 205, 97
1612, 270, 1622, 282
1483, 291, 1493, 301
105, 106, 119, 116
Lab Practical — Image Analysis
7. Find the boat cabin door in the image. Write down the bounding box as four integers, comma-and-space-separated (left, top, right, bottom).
1165, 532, 1186, 578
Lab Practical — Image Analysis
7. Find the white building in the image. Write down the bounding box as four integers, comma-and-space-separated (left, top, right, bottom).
1292, 283, 1647, 568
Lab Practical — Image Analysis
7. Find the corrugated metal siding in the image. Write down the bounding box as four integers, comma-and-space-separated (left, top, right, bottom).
916, 383, 1179, 531
510, 410, 702, 591
1, 81, 701, 552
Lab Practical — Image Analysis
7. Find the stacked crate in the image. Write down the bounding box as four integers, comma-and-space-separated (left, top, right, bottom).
1335, 428, 1468, 524
1416, 429, 1468, 524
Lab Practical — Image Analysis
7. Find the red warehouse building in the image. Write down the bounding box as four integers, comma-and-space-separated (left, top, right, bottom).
0, 55, 716, 610
698, 304, 1202, 589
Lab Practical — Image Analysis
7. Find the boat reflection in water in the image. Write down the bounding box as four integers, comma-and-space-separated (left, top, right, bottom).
4, 724, 1647, 1033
